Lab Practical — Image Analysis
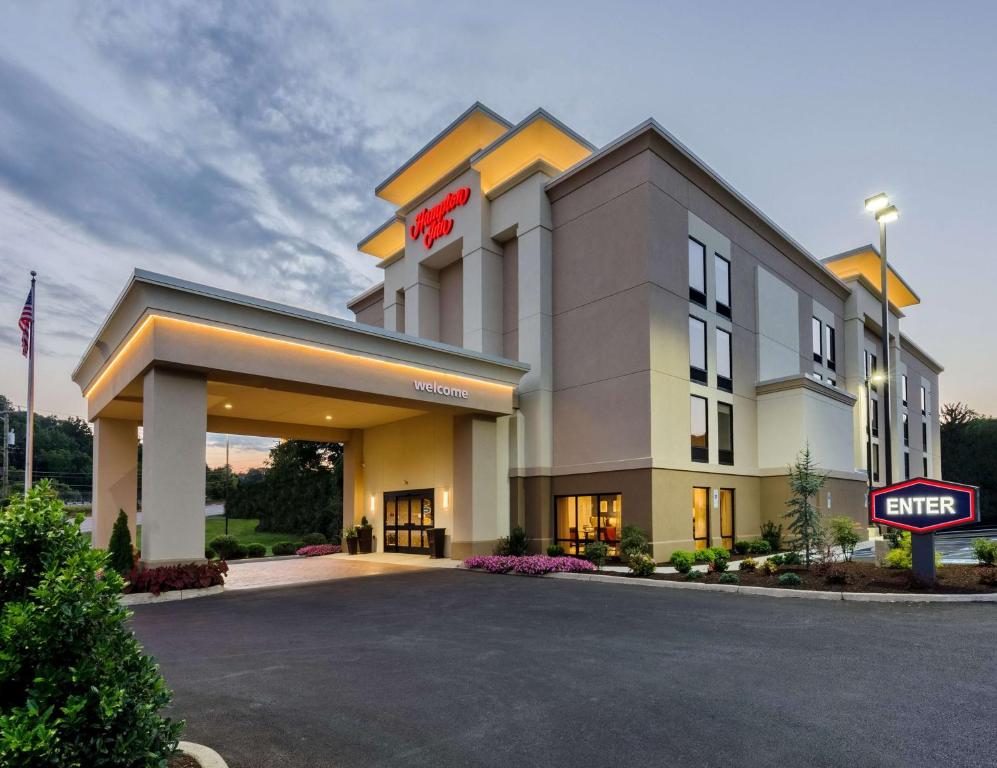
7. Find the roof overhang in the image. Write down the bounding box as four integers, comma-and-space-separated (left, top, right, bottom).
357, 216, 405, 259
822, 246, 920, 308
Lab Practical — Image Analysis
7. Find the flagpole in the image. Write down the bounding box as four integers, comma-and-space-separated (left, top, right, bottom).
24, 271, 36, 493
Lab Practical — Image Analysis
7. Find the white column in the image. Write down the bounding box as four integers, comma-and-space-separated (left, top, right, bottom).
405, 265, 440, 341
342, 430, 364, 535
452, 414, 499, 559
92, 418, 139, 549
141, 367, 207, 564
462, 246, 503, 355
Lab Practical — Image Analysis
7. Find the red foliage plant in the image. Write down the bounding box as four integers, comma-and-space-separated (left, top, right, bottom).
126, 560, 229, 595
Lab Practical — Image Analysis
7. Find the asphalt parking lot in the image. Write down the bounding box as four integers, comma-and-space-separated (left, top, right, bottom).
130, 568, 997, 768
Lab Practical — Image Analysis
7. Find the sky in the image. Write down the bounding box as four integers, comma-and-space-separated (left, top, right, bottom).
1, 1, 995, 471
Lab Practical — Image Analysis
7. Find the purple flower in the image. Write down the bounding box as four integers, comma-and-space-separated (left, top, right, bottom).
296, 544, 343, 557
463, 554, 595, 575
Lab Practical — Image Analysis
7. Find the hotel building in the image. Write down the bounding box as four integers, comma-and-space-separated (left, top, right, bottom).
75, 103, 942, 563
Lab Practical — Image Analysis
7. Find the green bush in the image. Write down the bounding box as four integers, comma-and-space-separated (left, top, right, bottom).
693, 549, 713, 564
747, 539, 772, 555
107, 508, 134, 576
739, 557, 758, 572
245, 543, 267, 558
208, 534, 241, 560
733, 540, 752, 555
768, 553, 785, 566
204, 547, 215, 560
760, 559, 779, 576
619, 525, 651, 563
628, 552, 656, 577
670, 550, 695, 574
301, 532, 327, 546
584, 540, 610, 569
708, 547, 730, 573
781, 551, 802, 566
271, 541, 298, 556
971, 538, 997, 566
829, 516, 861, 561
0, 482, 183, 764
884, 533, 942, 570
546, 543, 565, 557
884, 526, 904, 549
718, 572, 739, 585
778, 572, 802, 586
496, 526, 530, 556
231, 544, 248, 560
685, 569, 704, 581
760, 520, 783, 552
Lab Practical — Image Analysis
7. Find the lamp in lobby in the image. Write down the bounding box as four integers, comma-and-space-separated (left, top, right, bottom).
369, 494, 375, 515
866, 193, 899, 485
442, 487, 450, 510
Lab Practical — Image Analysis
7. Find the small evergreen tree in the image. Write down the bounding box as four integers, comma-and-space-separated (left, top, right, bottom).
784, 444, 827, 567
108, 508, 134, 576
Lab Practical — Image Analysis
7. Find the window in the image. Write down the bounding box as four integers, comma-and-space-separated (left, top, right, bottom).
904, 451, 911, 480
717, 402, 734, 465
827, 377, 836, 387
812, 317, 822, 363
689, 316, 707, 384
921, 420, 928, 449
688, 237, 706, 305
869, 353, 879, 390
903, 413, 909, 446
871, 399, 879, 437
920, 385, 927, 415
691, 395, 708, 462
715, 255, 731, 318
719, 489, 735, 550
555, 493, 622, 558
923, 455, 929, 477
692, 487, 710, 550
901, 374, 909, 407
825, 325, 836, 371
716, 327, 732, 392
873, 447, 880, 483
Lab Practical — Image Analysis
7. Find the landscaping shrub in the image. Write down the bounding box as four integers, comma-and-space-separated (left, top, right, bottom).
760, 559, 779, 576
619, 525, 652, 564
883, 532, 939, 570
768, 553, 785, 566
584, 540, 610, 569
463, 555, 595, 575
628, 552, 656, 577
205, 546, 215, 560
733, 540, 752, 555
230, 544, 248, 560
829, 516, 861, 561
496, 526, 530, 556
296, 544, 342, 557
128, 561, 229, 595
781, 551, 802, 566
747, 539, 772, 555
208, 534, 242, 560
245, 542, 267, 558
778, 572, 802, 586
271, 541, 298, 556
708, 547, 730, 573
546, 543, 565, 557
694, 549, 713, 564
670, 550, 695, 574
971, 538, 997, 566
760, 520, 783, 552
301, 532, 328, 546
0, 483, 183, 765
718, 572, 739, 585
739, 557, 758, 572
685, 569, 703, 580
824, 566, 847, 585
107, 508, 134, 576
884, 526, 904, 549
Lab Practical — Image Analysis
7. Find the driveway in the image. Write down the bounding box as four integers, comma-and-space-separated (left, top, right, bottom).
129, 570, 997, 768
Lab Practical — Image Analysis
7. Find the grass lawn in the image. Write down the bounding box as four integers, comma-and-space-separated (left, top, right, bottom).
90, 517, 301, 556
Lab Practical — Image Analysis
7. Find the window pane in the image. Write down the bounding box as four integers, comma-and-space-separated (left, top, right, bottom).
692, 487, 709, 549
902, 374, 908, 405
718, 403, 733, 452
689, 316, 706, 371
688, 238, 706, 293
716, 328, 731, 379
920, 386, 927, 413
812, 317, 822, 361
715, 255, 730, 307
691, 396, 708, 448
826, 325, 836, 365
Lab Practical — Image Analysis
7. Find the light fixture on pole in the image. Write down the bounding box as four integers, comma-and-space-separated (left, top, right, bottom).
866, 193, 899, 485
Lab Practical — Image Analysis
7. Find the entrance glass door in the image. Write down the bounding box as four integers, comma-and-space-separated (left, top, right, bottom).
719, 489, 734, 550
384, 490, 434, 554
692, 487, 710, 550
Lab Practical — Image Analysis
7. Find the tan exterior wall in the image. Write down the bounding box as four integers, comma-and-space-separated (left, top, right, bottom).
759, 474, 868, 540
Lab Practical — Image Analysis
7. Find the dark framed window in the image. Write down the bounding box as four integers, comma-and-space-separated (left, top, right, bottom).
692, 487, 710, 550
383, 490, 434, 554
873, 447, 881, 483
923, 455, 929, 476
870, 353, 879, 390
688, 237, 707, 306
825, 325, 836, 371
903, 413, 909, 446
901, 374, 909, 407
689, 315, 707, 384
715, 254, 731, 319
921, 420, 928, 449
871, 398, 879, 437
719, 489, 735, 549
716, 327, 732, 392
554, 493, 622, 558
717, 401, 734, 466
904, 451, 911, 480
827, 377, 837, 387
691, 395, 708, 462
920, 385, 927, 415
812, 317, 822, 363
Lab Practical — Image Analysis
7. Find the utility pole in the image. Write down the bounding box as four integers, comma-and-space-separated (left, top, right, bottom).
224, 435, 230, 535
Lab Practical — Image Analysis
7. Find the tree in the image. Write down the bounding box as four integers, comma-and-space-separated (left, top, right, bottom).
784, 444, 827, 567
108, 509, 134, 575
941, 402, 997, 525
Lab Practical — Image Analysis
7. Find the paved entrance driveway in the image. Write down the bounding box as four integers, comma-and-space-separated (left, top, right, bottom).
130, 570, 996, 768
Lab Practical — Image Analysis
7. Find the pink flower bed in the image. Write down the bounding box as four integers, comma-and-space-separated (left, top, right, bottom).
463, 554, 596, 575
296, 544, 342, 557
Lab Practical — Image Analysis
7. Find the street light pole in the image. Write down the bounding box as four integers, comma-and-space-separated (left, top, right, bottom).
224, 435, 230, 536
878, 218, 893, 486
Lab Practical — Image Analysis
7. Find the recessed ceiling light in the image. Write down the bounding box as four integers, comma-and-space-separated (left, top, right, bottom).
324, 415, 333, 421
224, 403, 233, 410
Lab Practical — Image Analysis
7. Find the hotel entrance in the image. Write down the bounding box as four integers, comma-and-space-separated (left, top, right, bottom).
384, 490, 435, 554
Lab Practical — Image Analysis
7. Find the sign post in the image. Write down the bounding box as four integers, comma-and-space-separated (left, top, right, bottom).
869, 478, 979, 584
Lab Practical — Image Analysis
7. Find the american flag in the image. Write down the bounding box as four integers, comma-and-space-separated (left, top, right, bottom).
18, 285, 33, 357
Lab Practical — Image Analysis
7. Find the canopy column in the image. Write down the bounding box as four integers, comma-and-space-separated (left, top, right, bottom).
91, 418, 139, 549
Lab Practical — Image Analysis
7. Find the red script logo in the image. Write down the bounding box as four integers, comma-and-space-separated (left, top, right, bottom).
409, 186, 471, 248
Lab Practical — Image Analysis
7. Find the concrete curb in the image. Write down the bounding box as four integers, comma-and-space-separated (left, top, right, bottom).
120, 585, 225, 606
179, 741, 228, 768
543, 571, 997, 603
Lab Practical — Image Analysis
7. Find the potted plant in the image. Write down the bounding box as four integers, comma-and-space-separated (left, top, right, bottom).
345, 526, 359, 555
357, 516, 373, 554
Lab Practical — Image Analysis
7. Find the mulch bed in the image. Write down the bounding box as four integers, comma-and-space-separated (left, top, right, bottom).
605, 562, 997, 594
168, 754, 200, 768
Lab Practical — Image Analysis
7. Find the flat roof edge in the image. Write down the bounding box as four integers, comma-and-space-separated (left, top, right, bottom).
900, 333, 944, 374
347, 281, 384, 309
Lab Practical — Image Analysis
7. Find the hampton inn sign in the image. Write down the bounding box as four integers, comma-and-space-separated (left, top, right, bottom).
409, 186, 471, 248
